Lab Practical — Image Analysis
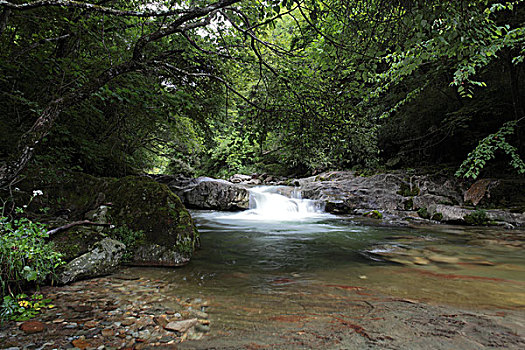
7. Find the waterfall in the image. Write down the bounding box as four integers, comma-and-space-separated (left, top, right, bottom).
227, 186, 325, 221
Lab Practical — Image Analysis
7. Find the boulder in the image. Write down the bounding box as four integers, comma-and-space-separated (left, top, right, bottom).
298, 171, 464, 216
106, 176, 199, 266
155, 175, 249, 211
14, 171, 199, 269
58, 238, 125, 284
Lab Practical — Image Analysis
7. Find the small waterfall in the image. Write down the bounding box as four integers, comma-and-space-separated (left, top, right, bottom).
229, 186, 325, 221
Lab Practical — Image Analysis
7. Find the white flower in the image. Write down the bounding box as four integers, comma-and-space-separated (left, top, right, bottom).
33, 190, 43, 196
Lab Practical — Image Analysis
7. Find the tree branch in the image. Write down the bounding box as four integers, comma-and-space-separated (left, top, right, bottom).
47, 220, 111, 236
0, 0, 188, 17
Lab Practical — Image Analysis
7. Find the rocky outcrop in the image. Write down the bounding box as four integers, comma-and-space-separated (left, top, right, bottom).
154, 175, 250, 211
298, 171, 463, 214
58, 238, 125, 284
295, 170, 525, 227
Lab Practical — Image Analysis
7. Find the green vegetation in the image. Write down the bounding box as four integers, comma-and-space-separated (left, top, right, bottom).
0, 206, 63, 323
364, 210, 383, 220
110, 225, 146, 262
1, 293, 55, 322
417, 208, 431, 220
0, 211, 63, 297
0, 1, 523, 182
464, 210, 489, 225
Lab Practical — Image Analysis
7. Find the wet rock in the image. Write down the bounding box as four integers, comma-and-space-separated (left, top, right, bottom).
58, 238, 126, 284
20, 321, 45, 334
229, 174, 252, 183
427, 255, 460, 264
154, 175, 249, 211
182, 178, 249, 211
72, 338, 91, 349
101, 328, 114, 337
413, 257, 430, 265
164, 318, 198, 333
299, 171, 463, 215
195, 323, 211, 333
190, 310, 209, 319
153, 315, 169, 328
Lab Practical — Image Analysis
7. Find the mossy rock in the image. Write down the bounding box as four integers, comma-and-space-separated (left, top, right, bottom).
10, 170, 198, 267
106, 176, 198, 266
397, 182, 420, 197
51, 227, 106, 262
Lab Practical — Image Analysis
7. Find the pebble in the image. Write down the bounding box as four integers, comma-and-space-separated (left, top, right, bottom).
20, 321, 45, 334
164, 318, 198, 333
65, 323, 79, 329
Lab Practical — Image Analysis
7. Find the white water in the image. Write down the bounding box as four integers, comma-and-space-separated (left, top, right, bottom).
220, 186, 327, 221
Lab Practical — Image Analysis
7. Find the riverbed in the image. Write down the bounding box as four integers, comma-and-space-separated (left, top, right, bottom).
1, 188, 524, 349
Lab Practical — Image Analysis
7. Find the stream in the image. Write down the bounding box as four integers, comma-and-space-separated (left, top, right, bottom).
127, 186, 525, 348
4, 186, 523, 348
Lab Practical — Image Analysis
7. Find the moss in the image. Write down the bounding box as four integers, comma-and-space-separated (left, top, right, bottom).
364, 210, 383, 219
106, 176, 197, 251
431, 212, 443, 221
51, 227, 105, 262
404, 198, 414, 210
464, 210, 488, 225
397, 182, 420, 197
417, 207, 430, 219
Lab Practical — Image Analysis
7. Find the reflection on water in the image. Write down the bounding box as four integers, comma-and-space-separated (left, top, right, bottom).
128, 208, 525, 310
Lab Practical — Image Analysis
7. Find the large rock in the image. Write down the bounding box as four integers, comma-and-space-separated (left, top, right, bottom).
14, 171, 199, 270
298, 171, 463, 214
58, 238, 125, 284
106, 176, 199, 266
427, 204, 525, 227
155, 175, 250, 211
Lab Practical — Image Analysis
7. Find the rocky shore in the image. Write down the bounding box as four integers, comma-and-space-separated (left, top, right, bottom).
0, 275, 211, 349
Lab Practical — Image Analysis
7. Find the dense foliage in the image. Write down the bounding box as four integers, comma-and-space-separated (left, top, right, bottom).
0, 0, 523, 181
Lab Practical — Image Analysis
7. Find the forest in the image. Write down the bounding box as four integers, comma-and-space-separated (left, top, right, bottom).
0, 1, 524, 349
0, 0, 523, 182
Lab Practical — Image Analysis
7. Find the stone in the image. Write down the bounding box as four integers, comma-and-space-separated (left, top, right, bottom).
72, 339, 91, 349
229, 174, 252, 183
164, 318, 198, 333
101, 328, 114, 337
106, 176, 199, 266
195, 323, 210, 333
121, 317, 136, 326
20, 321, 45, 334
190, 310, 209, 319
58, 238, 126, 284
464, 179, 492, 206
413, 257, 430, 265
154, 175, 249, 211
427, 255, 460, 264
153, 315, 169, 328
84, 320, 97, 329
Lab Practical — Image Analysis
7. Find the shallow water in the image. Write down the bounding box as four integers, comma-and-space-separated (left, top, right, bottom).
131, 209, 525, 309
123, 202, 525, 348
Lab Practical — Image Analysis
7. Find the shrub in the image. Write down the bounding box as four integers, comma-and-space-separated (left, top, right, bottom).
0, 212, 63, 297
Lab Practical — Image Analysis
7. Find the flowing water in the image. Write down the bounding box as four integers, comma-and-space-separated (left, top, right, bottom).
125, 186, 525, 348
